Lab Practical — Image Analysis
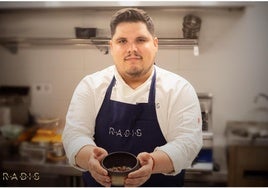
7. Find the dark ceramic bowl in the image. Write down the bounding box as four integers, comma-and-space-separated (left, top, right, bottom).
101, 151, 140, 186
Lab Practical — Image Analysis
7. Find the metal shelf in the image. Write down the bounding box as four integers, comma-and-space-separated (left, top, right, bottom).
0, 37, 199, 55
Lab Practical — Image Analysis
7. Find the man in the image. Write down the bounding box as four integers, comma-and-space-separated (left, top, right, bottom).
63, 8, 202, 187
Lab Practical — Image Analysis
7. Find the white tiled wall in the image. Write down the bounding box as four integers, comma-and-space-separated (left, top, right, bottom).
1, 4, 268, 146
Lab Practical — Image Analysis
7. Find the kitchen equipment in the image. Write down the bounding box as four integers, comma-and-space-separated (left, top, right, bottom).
19, 141, 48, 163
0, 86, 30, 125
25, 117, 65, 162
46, 142, 66, 163
35, 116, 61, 131
49, 142, 65, 157
75, 27, 96, 39
188, 93, 213, 172
226, 121, 268, 146
198, 93, 213, 132
35, 116, 60, 126
19, 141, 66, 163
182, 14, 202, 39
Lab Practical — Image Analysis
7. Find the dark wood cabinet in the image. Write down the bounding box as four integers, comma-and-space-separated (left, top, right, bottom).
227, 145, 268, 186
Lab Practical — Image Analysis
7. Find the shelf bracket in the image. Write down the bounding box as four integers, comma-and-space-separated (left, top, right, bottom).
95, 45, 109, 55
1, 41, 18, 54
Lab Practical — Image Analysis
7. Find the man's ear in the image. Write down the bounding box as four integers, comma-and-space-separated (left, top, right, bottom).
153, 37, 159, 48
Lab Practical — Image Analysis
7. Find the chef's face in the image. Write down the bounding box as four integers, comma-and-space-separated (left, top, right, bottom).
110, 22, 158, 82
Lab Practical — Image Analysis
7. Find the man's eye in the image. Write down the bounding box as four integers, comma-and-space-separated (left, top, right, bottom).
118, 39, 127, 44
137, 38, 148, 44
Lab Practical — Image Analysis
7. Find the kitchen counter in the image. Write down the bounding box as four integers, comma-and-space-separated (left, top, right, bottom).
1, 146, 228, 187
1, 156, 81, 176
185, 169, 227, 186
226, 121, 268, 186
0, 155, 83, 186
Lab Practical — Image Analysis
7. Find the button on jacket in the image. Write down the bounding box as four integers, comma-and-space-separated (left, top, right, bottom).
62, 65, 203, 175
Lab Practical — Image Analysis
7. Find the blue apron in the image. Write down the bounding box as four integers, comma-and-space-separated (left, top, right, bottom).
82, 71, 184, 186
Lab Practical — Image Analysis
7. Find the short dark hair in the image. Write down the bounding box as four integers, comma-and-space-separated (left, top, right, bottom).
110, 8, 155, 37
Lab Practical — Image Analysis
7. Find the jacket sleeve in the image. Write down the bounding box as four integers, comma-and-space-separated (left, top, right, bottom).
156, 82, 203, 175
62, 76, 97, 171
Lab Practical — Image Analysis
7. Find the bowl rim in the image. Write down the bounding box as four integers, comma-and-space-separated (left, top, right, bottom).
101, 151, 140, 175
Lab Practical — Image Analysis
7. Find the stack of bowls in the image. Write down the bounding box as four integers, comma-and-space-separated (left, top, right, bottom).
182, 14, 202, 39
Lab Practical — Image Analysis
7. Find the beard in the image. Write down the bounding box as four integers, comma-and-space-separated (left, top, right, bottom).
125, 66, 144, 77
124, 63, 153, 79
123, 52, 147, 77
115, 51, 155, 81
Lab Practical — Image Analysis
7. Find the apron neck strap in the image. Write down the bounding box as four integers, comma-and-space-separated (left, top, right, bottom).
148, 68, 156, 103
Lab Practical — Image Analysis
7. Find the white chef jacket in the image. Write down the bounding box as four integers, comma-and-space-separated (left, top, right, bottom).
62, 65, 203, 175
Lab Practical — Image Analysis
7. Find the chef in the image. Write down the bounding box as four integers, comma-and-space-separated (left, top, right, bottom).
62, 8, 202, 187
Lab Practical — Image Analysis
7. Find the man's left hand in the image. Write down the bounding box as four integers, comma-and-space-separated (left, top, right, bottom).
124, 152, 154, 187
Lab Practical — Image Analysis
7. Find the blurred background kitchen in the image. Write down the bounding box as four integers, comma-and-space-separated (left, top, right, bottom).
0, 1, 268, 187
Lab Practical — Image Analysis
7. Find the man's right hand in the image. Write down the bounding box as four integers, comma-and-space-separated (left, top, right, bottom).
75, 145, 111, 186
87, 147, 111, 186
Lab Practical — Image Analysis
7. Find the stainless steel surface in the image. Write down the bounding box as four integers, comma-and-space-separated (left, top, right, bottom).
226, 121, 268, 146
0, 140, 81, 186
0, 156, 82, 186
1, 156, 81, 176
0, 37, 198, 54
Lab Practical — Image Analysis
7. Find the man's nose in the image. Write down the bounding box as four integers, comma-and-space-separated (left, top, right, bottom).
127, 42, 138, 52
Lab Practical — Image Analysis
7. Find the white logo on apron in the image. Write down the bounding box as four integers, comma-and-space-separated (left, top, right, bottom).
109, 127, 142, 137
